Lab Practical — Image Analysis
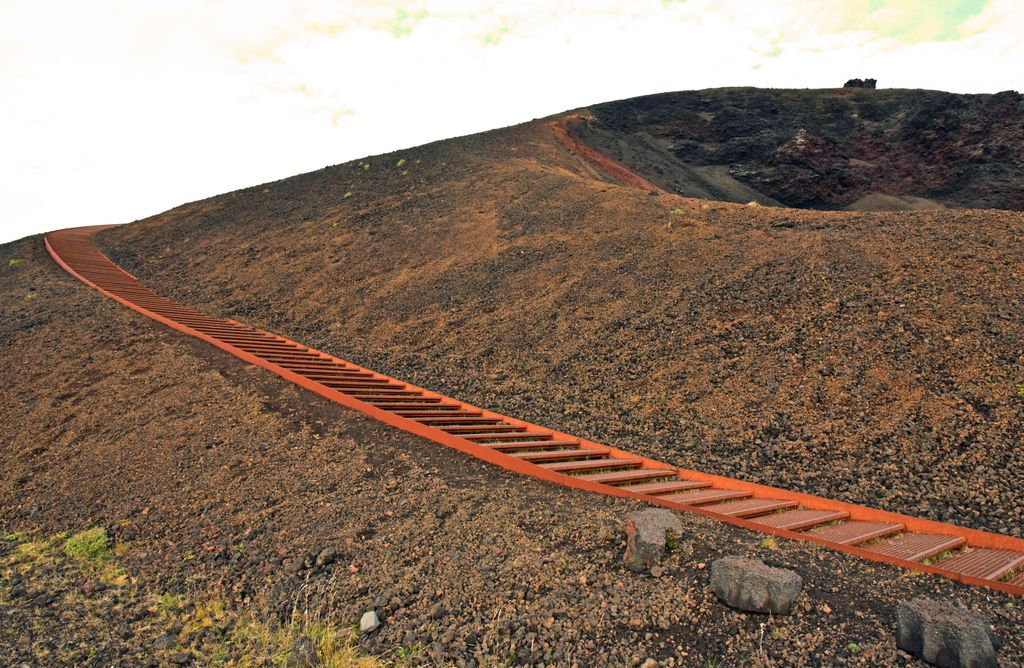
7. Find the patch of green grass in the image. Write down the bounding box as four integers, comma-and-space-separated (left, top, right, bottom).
3, 531, 28, 542
7, 258, 23, 267
156, 592, 183, 614
63, 527, 112, 565
847, 642, 861, 653
761, 536, 778, 550
921, 547, 966, 566
1016, 382, 1024, 398
666, 534, 678, 551
671, 207, 685, 215
392, 643, 425, 662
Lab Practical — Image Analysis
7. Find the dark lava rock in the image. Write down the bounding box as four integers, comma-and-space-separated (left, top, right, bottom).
623, 509, 682, 573
576, 88, 1024, 210
896, 598, 1000, 668
282, 556, 304, 574
152, 633, 177, 650
709, 556, 803, 614
286, 636, 319, 667
314, 547, 338, 568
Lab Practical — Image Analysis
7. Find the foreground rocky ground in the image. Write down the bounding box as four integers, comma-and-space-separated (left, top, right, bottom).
3, 233, 1024, 665
101, 106, 1024, 537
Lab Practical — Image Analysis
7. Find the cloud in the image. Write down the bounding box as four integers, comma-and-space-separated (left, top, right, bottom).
1, 0, 1021, 243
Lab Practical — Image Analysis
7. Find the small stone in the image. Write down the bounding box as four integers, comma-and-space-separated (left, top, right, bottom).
169, 653, 192, 665
623, 509, 683, 573
641, 659, 659, 668
283, 557, 303, 574
315, 547, 338, 568
286, 636, 320, 667
896, 598, 1000, 668
153, 633, 177, 650
649, 566, 664, 578
709, 556, 803, 614
360, 610, 381, 634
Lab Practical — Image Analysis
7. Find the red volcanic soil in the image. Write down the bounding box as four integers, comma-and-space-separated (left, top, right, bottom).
551, 115, 664, 193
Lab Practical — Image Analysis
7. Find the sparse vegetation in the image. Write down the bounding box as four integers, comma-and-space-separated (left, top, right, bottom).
847, 641, 861, 653
1, 527, 403, 667
671, 206, 685, 215
7, 258, 23, 267
63, 527, 112, 565
761, 536, 778, 550
1016, 382, 1024, 398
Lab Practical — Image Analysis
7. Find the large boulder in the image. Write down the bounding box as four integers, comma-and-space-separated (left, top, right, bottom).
623, 509, 683, 573
896, 598, 1000, 668
709, 556, 803, 614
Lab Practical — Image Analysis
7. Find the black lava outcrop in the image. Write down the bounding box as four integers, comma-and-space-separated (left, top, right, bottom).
572, 87, 1024, 210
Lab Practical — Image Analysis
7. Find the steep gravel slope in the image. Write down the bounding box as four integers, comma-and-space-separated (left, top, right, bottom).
97, 108, 1024, 539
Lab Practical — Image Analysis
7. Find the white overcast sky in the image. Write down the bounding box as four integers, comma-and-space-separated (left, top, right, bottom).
1, 0, 1022, 244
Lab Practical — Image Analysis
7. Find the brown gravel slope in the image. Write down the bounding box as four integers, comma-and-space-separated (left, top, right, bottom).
99, 114, 1024, 539
3, 231, 1024, 666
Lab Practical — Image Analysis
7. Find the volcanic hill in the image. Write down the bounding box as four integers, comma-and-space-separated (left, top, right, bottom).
2, 87, 1023, 665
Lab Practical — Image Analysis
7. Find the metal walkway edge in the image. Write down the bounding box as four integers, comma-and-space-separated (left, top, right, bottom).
45, 225, 1024, 596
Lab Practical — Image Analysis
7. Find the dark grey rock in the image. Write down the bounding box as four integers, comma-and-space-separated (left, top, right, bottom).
314, 547, 338, 568
709, 556, 802, 614
153, 633, 177, 650
896, 598, 1000, 668
286, 636, 319, 667
623, 509, 682, 573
